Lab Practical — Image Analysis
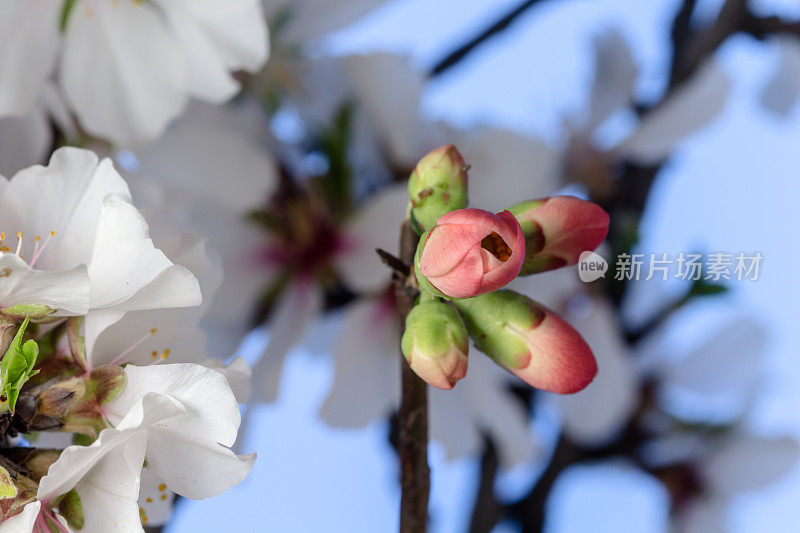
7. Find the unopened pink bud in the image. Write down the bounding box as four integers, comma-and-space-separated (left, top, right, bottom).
508, 196, 609, 275
454, 290, 597, 394
401, 301, 469, 390
417, 209, 525, 299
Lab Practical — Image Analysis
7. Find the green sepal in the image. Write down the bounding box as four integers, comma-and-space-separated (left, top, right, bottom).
1, 316, 40, 413
452, 290, 544, 369
0, 465, 17, 500
1, 304, 55, 319
58, 489, 85, 530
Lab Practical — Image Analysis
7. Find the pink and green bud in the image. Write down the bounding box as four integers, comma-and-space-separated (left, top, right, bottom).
401, 301, 469, 390
416, 208, 525, 299
454, 290, 597, 394
507, 196, 609, 275
408, 145, 469, 231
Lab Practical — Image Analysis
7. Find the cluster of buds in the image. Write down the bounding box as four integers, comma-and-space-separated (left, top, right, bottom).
401, 145, 609, 393
0, 313, 126, 528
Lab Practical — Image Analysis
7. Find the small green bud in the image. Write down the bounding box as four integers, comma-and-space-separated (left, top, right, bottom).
408, 145, 468, 232
453, 290, 597, 394
401, 301, 469, 390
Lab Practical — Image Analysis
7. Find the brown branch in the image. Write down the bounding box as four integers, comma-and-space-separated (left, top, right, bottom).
429, 0, 547, 78
468, 437, 503, 533
396, 221, 429, 533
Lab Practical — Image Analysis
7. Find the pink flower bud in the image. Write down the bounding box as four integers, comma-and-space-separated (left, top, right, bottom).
418, 209, 525, 298
401, 301, 469, 390
508, 196, 609, 275
454, 290, 597, 394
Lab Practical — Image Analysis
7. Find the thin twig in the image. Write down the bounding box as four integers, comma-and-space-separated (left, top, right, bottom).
429, 0, 546, 78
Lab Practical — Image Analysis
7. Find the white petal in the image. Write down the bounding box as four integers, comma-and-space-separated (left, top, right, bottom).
0, 0, 60, 115
454, 127, 560, 212
319, 297, 400, 427
761, 36, 800, 116
273, 0, 387, 44
251, 280, 323, 403
156, 0, 268, 102
60, 0, 187, 145
344, 54, 426, 167
87, 194, 201, 310
137, 465, 174, 527
108, 364, 254, 499
444, 352, 538, 467
337, 184, 408, 293
74, 432, 148, 533
557, 298, 637, 446
0, 149, 131, 272
586, 29, 637, 129
109, 364, 240, 446
134, 100, 277, 214
703, 434, 799, 494
0, 253, 90, 314
0, 501, 40, 533
614, 61, 729, 163
663, 318, 765, 395
146, 430, 255, 499
0, 107, 51, 177
673, 498, 726, 533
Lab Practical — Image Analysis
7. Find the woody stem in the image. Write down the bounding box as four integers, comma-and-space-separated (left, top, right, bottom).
396, 220, 430, 533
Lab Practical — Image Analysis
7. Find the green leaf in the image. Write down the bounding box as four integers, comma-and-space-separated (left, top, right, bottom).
688, 277, 729, 297
0, 316, 40, 413
58, 489, 85, 529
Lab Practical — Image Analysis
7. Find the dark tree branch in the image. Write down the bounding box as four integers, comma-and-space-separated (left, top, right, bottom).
469, 438, 503, 533
396, 221, 429, 533
429, 0, 546, 78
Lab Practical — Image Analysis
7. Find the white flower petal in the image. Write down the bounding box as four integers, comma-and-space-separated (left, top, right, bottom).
0, 107, 51, 177
454, 127, 560, 212
87, 194, 200, 311
586, 29, 637, 129
108, 364, 254, 499
663, 318, 766, 395
60, 0, 187, 145
319, 297, 400, 427
614, 61, 729, 163
337, 185, 408, 293
761, 36, 800, 116
557, 299, 637, 446
0, 253, 89, 314
156, 0, 268, 102
0, 501, 40, 533
0, 149, 131, 272
73, 432, 148, 533
344, 54, 426, 167
703, 434, 799, 495
0, 0, 60, 116
272, 0, 387, 44
138, 465, 174, 528
251, 280, 323, 403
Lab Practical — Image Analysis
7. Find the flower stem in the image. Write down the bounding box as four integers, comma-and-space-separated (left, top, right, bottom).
396, 221, 430, 533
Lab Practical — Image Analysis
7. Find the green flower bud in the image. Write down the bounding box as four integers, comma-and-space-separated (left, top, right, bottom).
401, 301, 469, 389
453, 290, 597, 394
408, 145, 468, 231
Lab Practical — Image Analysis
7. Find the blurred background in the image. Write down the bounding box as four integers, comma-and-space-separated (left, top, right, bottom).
170, 0, 800, 531
6, 0, 800, 531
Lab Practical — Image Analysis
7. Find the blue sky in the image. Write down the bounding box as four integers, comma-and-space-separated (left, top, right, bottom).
171, 1, 800, 531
